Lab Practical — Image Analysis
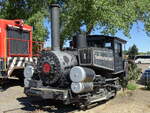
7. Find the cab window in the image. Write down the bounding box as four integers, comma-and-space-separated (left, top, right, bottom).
115, 42, 122, 57
87, 41, 112, 49
104, 42, 112, 48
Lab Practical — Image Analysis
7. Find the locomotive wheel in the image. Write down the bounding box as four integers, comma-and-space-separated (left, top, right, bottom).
110, 90, 117, 99
75, 103, 88, 110
80, 105, 88, 111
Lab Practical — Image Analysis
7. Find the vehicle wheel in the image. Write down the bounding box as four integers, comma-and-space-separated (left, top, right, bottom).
138, 61, 141, 64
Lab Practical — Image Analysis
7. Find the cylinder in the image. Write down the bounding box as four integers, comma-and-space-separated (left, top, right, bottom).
71, 82, 93, 94
51, 4, 60, 51
24, 78, 32, 87
70, 66, 95, 82
76, 33, 87, 49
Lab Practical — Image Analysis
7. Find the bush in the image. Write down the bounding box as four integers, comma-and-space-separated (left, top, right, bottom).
127, 61, 141, 81
127, 83, 137, 90
120, 61, 141, 90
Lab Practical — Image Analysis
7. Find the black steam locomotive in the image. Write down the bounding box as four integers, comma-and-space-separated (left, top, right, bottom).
24, 4, 127, 107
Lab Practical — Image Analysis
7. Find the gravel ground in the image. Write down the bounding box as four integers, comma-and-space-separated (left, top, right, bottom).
0, 82, 150, 113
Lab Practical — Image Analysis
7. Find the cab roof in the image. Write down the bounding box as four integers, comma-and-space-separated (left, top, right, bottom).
87, 35, 127, 44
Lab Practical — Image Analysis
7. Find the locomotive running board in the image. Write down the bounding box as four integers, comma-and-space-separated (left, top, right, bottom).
89, 92, 116, 103
90, 96, 107, 103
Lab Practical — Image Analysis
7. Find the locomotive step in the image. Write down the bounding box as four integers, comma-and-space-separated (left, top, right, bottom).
25, 87, 69, 100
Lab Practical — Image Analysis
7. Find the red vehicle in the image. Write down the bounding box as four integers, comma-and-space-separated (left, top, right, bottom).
0, 19, 42, 80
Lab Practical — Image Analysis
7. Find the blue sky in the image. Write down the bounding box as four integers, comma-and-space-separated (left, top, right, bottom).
44, 21, 150, 52
116, 22, 150, 52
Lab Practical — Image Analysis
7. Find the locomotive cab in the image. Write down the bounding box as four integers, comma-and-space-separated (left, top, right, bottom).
72, 35, 126, 74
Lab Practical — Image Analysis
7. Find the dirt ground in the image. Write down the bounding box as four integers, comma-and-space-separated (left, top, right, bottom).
0, 81, 150, 113
78, 87, 150, 113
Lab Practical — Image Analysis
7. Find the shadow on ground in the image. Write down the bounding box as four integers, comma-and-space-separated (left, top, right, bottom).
139, 87, 150, 91
0, 78, 24, 91
17, 97, 78, 113
137, 79, 150, 91
17, 96, 107, 113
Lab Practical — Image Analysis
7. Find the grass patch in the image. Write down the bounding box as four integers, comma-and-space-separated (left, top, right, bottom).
127, 83, 137, 90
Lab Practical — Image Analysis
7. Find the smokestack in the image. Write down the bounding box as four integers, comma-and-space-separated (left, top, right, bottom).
51, 4, 60, 51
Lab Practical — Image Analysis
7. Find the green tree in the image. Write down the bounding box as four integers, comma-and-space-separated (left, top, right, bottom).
0, 0, 51, 41
146, 51, 150, 55
0, 0, 150, 43
128, 44, 138, 59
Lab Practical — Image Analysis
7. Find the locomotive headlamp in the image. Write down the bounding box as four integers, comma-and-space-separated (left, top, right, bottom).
24, 65, 34, 78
